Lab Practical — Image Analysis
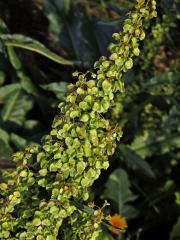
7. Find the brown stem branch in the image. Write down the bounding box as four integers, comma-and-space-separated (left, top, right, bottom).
0, 157, 15, 169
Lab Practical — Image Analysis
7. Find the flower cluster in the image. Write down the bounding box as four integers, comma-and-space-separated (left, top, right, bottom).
0, 1, 156, 239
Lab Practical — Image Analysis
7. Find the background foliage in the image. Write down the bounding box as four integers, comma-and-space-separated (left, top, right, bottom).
0, 0, 179, 239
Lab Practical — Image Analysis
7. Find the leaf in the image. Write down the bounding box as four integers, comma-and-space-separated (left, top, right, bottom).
8, 95, 33, 126
175, 192, 180, 205
170, 217, 180, 240
45, 2, 125, 66
0, 128, 10, 144
130, 131, 180, 159
0, 129, 12, 157
1, 88, 20, 122
0, 83, 21, 100
7, 46, 22, 70
0, 34, 74, 65
118, 144, 156, 179
93, 19, 124, 55
0, 139, 12, 158
103, 168, 139, 219
10, 133, 28, 149
0, 71, 5, 85
24, 120, 39, 130
0, 89, 34, 125
7, 46, 43, 97
129, 131, 152, 158
0, 84, 22, 123
0, 78, 33, 125
40, 82, 68, 100
96, 231, 114, 240
17, 71, 40, 96
122, 205, 140, 219
0, 18, 9, 34
53, 0, 71, 15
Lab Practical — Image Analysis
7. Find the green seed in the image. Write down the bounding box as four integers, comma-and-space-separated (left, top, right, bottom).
80, 114, 89, 122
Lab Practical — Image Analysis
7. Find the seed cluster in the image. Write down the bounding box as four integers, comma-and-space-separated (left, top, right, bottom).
0, 1, 156, 239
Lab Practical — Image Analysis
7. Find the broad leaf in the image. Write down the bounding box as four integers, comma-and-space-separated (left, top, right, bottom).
118, 144, 156, 179
0, 83, 21, 100
0, 34, 74, 65
0, 139, 12, 158
40, 81, 68, 100
103, 168, 139, 219
0, 129, 12, 157
1, 89, 33, 125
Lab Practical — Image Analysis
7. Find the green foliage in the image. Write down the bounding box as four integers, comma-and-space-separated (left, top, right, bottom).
103, 168, 139, 219
0, 0, 180, 240
170, 217, 180, 240
118, 144, 155, 179
0, 1, 157, 239
1, 34, 74, 66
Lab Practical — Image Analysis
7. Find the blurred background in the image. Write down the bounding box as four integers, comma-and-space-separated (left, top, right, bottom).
0, 0, 180, 239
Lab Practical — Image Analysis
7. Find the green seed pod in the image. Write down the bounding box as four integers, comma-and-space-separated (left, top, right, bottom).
94, 61, 100, 68
84, 95, 93, 103
101, 99, 110, 111
0, 183, 8, 190
110, 52, 119, 60
91, 87, 99, 95
69, 95, 77, 103
133, 47, 140, 56
77, 162, 86, 174
79, 101, 89, 111
19, 232, 27, 239
38, 178, 47, 187
89, 129, 98, 146
97, 73, 105, 80
102, 161, 109, 169
81, 178, 90, 187
93, 101, 100, 112
50, 206, 59, 215
19, 170, 28, 178
84, 140, 92, 157
87, 80, 96, 88
65, 137, 73, 146
76, 126, 86, 139
102, 80, 112, 92
67, 83, 75, 90
135, 28, 141, 36
123, 34, 129, 42
102, 60, 110, 68
70, 110, 79, 119
112, 32, 120, 40
115, 58, 123, 66
46, 235, 56, 240
140, 31, 146, 40
1, 231, 10, 239
32, 218, 41, 227
77, 87, 85, 95
39, 169, 48, 177
80, 113, 89, 122
37, 235, 44, 240
125, 58, 133, 69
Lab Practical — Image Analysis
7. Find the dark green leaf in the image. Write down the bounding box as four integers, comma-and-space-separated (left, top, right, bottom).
10, 133, 28, 149
103, 168, 139, 219
118, 144, 156, 179
170, 217, 180, 240
0, 34, 74, 65
40, 82, 68, 100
